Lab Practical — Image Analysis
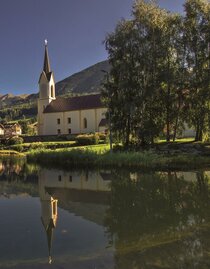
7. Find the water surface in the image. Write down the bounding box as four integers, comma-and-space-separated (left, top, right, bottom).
0, 157, 209, 268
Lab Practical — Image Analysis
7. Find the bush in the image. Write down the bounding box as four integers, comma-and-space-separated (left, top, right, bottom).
7, 136, 24, 145
65, 134, 76, 141
10, 144, 24, 152
76, 134, 99, 146
29, 142, 44, 150
97, 132, 108, 142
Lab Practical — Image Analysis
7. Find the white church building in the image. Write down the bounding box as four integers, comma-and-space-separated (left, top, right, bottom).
37, 42, 107, 136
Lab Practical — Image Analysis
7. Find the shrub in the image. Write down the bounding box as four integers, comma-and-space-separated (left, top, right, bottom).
10, 144, 24, 152
76, 134, 99, 146
65, 134, 76, 141
29, 142, 45, 150
8, 136, 24, 145
97, 132, 108, 142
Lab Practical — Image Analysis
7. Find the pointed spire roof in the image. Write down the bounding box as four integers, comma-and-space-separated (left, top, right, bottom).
41, 217, 56, 264
43, 39, 51, 74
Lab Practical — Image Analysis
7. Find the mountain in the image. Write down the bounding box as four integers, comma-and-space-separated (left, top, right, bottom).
0, 60, 110, 121
55, 60, 110, 95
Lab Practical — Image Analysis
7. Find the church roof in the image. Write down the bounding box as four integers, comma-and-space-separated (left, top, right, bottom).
43, 94, 105, 113
99, 118, 108, 127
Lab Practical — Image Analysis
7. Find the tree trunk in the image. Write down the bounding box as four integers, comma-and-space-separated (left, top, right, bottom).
125, 115, 131, 148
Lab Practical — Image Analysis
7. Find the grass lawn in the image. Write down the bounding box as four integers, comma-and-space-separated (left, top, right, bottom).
157, 137, 195, 144
2, 138, 210, 169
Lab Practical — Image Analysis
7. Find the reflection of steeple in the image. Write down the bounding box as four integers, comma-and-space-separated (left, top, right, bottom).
39, 172, 58, 264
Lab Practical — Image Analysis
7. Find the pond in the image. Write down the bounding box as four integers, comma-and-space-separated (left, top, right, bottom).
0, 156, 210, 269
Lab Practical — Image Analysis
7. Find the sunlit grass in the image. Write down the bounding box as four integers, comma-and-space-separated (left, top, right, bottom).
157, 137, 195, 144
0, 150, 24, 156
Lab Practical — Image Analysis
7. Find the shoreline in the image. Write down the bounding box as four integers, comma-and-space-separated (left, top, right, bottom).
1, 141, 210, 170
26, 148, 210, 170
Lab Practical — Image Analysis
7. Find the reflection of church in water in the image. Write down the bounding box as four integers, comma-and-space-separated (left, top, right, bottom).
38, 169, 111, 264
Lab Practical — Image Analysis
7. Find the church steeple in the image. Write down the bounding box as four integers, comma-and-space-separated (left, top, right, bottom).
37, 40, 56, 135
43, 40, 51, 74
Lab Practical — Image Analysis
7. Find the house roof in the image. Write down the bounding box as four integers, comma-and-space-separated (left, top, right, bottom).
4, 123, 21, 128
44, 94, 105, 113
99, 118, 108, 127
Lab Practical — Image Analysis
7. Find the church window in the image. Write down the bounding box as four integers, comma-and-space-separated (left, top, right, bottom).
57, 118, 60, 124
68, 117, 71, 124
51, 85, 54, 98
57, 129, 61, 134
83, 118, 87, 129
69, 175, 72, 182
58, 175, 62, 181
52, 201, 57, 215
68, 128, 71, 134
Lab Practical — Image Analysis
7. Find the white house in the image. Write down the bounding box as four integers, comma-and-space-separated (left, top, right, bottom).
37, 42, 107, 136
0, 124, 4, 136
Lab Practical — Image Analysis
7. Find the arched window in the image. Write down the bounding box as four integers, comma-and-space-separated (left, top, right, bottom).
83, 118, 87, 129
51, 85, 54, 98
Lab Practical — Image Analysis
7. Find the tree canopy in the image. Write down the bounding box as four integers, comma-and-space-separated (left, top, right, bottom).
103, 0, 210, 146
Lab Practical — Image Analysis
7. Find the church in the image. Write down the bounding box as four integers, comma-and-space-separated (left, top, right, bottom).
37, 42, 107, 136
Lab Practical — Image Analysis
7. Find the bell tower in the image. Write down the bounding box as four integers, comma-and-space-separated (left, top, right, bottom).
37, 40, 56, 135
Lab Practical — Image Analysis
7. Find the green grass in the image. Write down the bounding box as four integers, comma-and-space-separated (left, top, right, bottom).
8, 141, 76, 152
26, 144, 210, 170
157, 137, 195, 144
0, 150, 24, 156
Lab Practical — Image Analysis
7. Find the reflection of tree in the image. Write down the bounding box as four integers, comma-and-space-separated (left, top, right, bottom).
0, 157, 39, 196
0, 157, 38, 181
105, 170, 210, 269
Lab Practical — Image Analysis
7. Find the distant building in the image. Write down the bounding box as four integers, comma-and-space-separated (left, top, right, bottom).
3, 123, 22, 137
37, 42, 108, 136
0, 124, 4, 136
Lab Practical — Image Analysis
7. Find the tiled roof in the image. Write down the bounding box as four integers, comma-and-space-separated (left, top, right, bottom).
99, 118, 108, 127
44, 94, 105, 113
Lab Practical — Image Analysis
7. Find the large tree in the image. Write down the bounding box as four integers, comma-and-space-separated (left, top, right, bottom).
183, 0, 210, 141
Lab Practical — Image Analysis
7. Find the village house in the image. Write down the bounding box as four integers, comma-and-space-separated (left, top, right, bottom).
3, 123, 22, 137
37, 42, 108, 136
0, 124, 4, 136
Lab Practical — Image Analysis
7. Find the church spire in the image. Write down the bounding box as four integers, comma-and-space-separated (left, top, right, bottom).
43, 39, 51, 74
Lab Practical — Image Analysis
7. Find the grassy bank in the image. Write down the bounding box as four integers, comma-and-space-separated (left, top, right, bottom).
26, 144, 210, 170
0, 150, 24, 156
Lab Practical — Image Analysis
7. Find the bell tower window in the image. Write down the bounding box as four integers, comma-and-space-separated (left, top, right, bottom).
51, 85, 54, 98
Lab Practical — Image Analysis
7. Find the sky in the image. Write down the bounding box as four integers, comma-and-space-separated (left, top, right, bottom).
0, 0, 184, 95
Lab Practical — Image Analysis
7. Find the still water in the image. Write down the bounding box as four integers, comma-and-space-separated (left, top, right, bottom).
0, 157, 209, 269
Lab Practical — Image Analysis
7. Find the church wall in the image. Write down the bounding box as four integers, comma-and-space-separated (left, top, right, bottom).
42, 107, 107, 135
43, 112, 64, 135
63, 111, 80, 134
38, 76, 56, 135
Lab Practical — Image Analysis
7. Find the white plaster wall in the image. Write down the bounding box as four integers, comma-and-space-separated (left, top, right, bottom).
181, 123, 196, 138
63, 111, 80, 134
42, 107, 107, 135
43, 112, 64, 135
38, 75, 55, 135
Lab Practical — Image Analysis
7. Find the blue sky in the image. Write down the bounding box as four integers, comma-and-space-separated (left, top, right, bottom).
0, 0, 184, 95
